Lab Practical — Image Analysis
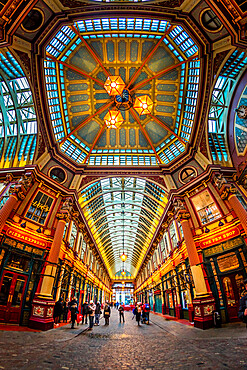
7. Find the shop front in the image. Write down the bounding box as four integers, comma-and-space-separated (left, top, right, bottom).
154, 286, 162, 314
163, 272, 177, 317
0, 235, 46, 325
204, 236, 247, 323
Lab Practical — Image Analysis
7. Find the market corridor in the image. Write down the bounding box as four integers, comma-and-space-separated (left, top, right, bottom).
0, 309, 246, 369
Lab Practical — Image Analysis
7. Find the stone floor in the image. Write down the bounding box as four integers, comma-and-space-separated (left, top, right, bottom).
0, 309, 246, 369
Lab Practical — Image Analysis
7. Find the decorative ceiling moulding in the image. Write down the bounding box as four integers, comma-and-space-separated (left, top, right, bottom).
33, 8, 209, 173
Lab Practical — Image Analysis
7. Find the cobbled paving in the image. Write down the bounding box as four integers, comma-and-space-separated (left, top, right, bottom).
0, 310, 246, 369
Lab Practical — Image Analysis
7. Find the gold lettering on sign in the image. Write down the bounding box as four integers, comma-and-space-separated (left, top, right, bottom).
31, 201, 50, 212
204, 237, 243, 257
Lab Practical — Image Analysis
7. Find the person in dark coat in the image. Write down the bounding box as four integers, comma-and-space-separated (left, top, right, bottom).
135, 302, 142, 326
238, 278, 247, 324
118, 303, 125, 323
94, 302, 101, 326
82, 301, 89, 324
53, 297, 63, 326
103, 302, 111, 325
63, 298, 69, 323
69, 297, 78, 329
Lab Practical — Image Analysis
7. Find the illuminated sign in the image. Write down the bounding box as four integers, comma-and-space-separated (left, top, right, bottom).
200, 227, 240, 248
5, 225, 49, 248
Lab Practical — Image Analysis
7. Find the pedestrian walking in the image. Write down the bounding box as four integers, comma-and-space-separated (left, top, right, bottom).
118, 303, 125, 323
95, 301, 101, 326
135, 302, 142, 326
53, 297, 63, 326
88, 300, 96, 330
238, 278, 247, 326
82, 301, 89, 324
69, 297, 78, 329
103, 302, 111, 325
142, 301, 150, 324
62, 298, 69, 323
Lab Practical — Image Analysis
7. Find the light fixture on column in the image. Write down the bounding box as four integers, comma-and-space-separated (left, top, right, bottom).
104, 110, 124, 129
120, 204, 128, 262
133, 95, 153, 115
104, 76, 125, 96
121, 269, 126, 276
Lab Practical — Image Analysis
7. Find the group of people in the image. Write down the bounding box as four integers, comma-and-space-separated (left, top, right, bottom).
133, 302, 150, 326
54, 297, 151, 330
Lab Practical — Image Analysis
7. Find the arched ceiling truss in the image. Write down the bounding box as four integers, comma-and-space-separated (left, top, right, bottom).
78, 177, 168, 278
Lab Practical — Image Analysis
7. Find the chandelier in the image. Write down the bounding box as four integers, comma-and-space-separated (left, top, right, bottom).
104, 75, 153, 128
104, 110, 124, 129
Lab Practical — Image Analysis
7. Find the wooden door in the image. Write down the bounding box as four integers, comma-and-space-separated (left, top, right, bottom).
0, 271, 27, 324
221, 273, 243, 321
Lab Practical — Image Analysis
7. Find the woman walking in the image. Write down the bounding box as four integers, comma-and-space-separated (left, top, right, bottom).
88, 300, 96, 330
95, 302, 101, 326
103, 302, 111, 325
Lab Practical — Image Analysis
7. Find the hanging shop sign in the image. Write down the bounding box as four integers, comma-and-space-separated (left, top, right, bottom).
4, 225, 50, 249
200, 227, 240, 249
203, 236, 243, 257
154, 290, 161, 295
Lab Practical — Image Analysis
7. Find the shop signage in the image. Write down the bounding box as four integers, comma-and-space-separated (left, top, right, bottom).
5, 225, 49, 248
154, 290, 161, 295
203, 236, 243, 257
200, 227, 240, 248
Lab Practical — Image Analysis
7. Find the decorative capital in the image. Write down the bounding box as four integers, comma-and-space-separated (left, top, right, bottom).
56, 212, 70, 223
9, 184, 25, 200
220, 184, 237, 200
176, 211, 191, 222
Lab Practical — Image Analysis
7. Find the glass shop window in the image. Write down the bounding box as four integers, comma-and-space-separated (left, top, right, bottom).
25, 191, 54, 225
191, 189, 221, 225
168, 221, 178, 249
6, 253, 30, 272
70, 222, 78, 249
153, 252, 157, 269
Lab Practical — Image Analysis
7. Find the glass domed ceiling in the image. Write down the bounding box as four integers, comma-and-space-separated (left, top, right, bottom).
78, 177, 168, 278
44, 17, 200, 166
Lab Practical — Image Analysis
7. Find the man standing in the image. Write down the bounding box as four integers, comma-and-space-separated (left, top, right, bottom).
69, 297, 78, 329
238, 278, 247, 325
88, 300, 96, 330
118, 303, 125, 323
63, 298, 69, 323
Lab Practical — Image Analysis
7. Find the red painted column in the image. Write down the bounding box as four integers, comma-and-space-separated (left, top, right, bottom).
224, 189, 247, 234
29, 210, 70, 330
177, 210, 215, 329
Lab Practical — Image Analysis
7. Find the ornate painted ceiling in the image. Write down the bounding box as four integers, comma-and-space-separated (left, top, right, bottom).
44, 17, 200, 167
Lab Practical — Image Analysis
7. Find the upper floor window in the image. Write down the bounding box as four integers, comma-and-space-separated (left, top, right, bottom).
25, 191, 54, 225
70, 222, 78, 249
0, 183, 10, 210
191, 189, 221, 225
169, 221, 178, 249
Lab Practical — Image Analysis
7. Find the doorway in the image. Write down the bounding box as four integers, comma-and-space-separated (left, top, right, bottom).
221, 272, 244, 321
0, 271, 27, 324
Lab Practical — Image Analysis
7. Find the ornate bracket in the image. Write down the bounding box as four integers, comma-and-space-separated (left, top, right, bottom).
176, 211, 191, 222
56, 212, 70, 223
220, 184, 238, 200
